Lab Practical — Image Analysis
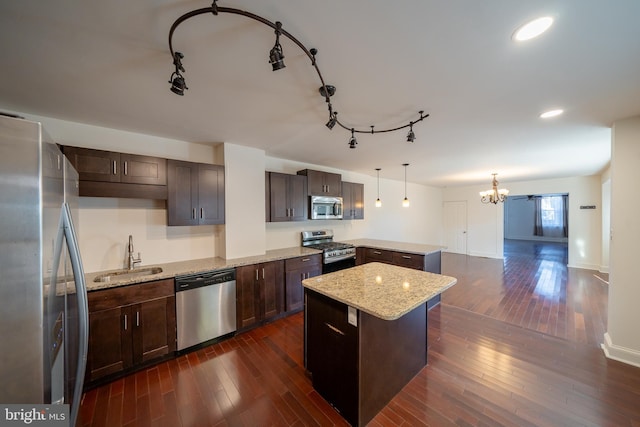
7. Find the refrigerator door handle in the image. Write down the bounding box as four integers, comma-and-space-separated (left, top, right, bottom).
56, 202, 88, 427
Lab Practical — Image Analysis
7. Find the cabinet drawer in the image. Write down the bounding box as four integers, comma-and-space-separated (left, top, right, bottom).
285, 254, 322, 271
392, 252, 425, 270
88, 278, 174, 312
364, 248, 393, 263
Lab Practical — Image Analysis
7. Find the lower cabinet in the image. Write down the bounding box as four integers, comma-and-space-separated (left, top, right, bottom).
285, 254, 322, 312
86, 279, 176, 384
236, 261, 285, 330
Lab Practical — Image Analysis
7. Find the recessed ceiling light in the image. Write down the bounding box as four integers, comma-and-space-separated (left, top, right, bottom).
540, 109, 564, 119
513, 16, 554, 41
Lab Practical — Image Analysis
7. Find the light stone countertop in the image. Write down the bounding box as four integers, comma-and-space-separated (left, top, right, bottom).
85, 246, 322, 292
302, 262, 457, 320
342, 239, 443, 255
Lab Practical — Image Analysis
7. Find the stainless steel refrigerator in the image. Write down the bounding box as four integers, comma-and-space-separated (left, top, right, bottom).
0, 114, 88, 426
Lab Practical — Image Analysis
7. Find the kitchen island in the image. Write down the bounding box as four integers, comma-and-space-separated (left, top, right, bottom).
303, 262, 456, 426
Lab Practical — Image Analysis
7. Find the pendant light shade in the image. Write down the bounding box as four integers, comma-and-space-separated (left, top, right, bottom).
402, 163, 410, 207
375, 168, 382, 207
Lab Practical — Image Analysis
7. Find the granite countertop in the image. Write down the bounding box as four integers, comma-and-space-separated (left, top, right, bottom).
302, 262, 457, 320
85, 246, 322, 292
343, 239, 443, 255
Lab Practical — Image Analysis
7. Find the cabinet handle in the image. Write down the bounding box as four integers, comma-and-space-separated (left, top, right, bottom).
402, 255, 412, 259
192, 208, 196, 220
136, 311, 140, 327
255, 269, 259, 281
325, 322, 345, 336
200, 207, 204, 219
262, 268, 265, 279
302, 258, 310, 262
123, 314, 128, 331
113, 160, 117, 175
124, 161, 128, 176
373, 251, 382, 255
291, 208, 295, 217
286, 208, 290, 217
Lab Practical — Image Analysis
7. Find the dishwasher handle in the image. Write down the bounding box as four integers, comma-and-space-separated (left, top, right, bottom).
175, 269, 236, 292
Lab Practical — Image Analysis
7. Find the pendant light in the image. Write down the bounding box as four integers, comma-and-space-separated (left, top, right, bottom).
375, 168, 382, 207
402, 163, 410, 207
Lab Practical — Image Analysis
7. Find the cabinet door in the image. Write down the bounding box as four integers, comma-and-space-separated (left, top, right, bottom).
268, 172, 290, 222
167, 160, 198, 226
132, 296, 176, 365
288, 174, 308, 221
63, 146, 120, 183
236, 265, 261, 330
120, 154, 167, 186
323, 172, 342, 197
261, 261, 284, 320
198, 164, 225, 225
285, 255, 321, 312
351, 182, 364, 219
87, 306, 132, 382
304, 169, 325, 195
342, 182, 354, 220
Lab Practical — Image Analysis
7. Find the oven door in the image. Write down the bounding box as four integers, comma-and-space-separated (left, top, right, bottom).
322, 256, 356, 274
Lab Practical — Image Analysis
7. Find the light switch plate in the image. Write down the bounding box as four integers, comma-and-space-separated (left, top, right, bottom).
348, 306, 357, 327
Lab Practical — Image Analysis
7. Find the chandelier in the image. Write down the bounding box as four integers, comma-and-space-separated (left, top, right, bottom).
479, 173, 509, 204
167, 1, 429, 148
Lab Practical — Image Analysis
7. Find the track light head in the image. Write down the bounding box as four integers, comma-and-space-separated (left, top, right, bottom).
269, 21, 286, 71
319, 85, 336, 98
169, 73, 188, 96
348, 128, 357, 149
406, 122, 415, 142
326, 112, 338, 130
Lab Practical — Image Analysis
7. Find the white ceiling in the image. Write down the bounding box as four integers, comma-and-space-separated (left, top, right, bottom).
1, 0, 639, 186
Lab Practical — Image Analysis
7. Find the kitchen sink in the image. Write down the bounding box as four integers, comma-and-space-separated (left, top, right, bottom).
93, 267, 163, 283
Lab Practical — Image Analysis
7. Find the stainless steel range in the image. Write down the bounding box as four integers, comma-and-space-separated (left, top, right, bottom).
301, 230, 356, 273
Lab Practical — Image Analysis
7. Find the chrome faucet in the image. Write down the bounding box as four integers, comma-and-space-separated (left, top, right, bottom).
127, 235, 142, 270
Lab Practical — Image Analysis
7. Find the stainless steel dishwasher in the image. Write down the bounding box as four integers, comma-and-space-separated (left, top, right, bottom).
175, 268, 236, 351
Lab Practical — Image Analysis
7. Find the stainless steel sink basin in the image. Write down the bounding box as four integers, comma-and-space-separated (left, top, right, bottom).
93, 267, 163, 283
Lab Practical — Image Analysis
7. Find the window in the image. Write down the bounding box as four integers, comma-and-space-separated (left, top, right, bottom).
541, 196, 564, 228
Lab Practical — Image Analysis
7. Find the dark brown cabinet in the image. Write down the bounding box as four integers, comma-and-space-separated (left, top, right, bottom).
86, 279, 176, 383
62, 146, 167, 199
284, 254, 322, 312
297, 169, 342, 196
266, 172, 307, 222
167, 160, 225, 226
342, 181, 364, 220
305, 289, 426, 426
236, 261, 284, 330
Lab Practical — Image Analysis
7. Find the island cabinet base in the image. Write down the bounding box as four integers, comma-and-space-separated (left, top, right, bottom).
305, 289, 427, 426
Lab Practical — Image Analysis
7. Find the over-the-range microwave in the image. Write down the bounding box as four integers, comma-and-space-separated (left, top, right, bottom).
310, 195, 343, 220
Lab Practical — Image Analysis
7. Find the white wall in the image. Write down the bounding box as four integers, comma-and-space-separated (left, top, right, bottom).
600, 167, 611, 273
443, 175, 602, 269
603, 115, 640, 368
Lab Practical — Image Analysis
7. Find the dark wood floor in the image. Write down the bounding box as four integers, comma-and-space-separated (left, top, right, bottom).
79, 241, 640, 426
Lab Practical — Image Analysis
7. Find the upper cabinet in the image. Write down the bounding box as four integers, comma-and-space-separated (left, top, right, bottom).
167, 160, 225, 226
266, 172, 307, 222
297, 169, 341, 197
62, 146, 167, 199
342, 181, 364, 220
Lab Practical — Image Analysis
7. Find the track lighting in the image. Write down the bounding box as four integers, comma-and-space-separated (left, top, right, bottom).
269, 21, 286, 71
167, 3, 430, 146
348, 129, 357, 149
402, 163, 410, 207
406, 122, 415, 142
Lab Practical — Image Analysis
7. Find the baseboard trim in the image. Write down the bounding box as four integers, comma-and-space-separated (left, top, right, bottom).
467, 251, 503, 259
601, 333, 640, 368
